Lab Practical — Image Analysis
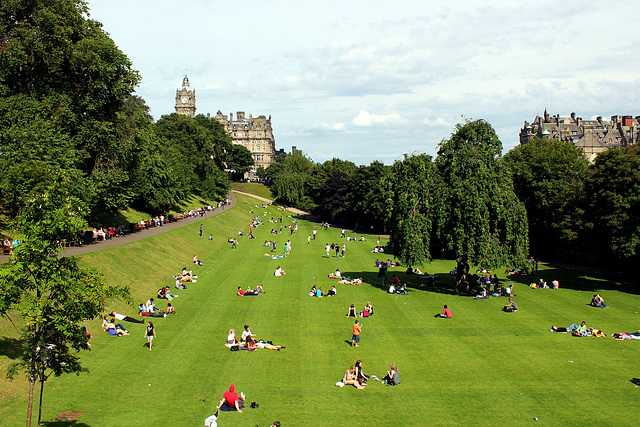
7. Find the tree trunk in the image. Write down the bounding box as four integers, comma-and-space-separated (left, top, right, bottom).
26, 370, 35, 427
37, 375, 45, 426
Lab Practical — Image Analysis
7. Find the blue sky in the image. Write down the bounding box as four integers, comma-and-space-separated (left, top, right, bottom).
90, 0, 640, 165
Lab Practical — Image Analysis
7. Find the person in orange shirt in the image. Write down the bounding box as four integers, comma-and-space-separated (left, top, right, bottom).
352, 320, 362, 347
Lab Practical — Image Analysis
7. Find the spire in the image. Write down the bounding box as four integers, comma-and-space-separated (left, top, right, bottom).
182, 73, 190, 90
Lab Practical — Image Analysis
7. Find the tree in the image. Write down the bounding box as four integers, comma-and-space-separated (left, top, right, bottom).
0, 0, 140, 217
341, 161, 393, 231
267, 151, 317, 210
503, 138, 589, 258
154, 114, 231, 201
434, 120, 529, 269
582, 145, 640, 264
225, 144, 255, 176
387, 154, 439, 268
0, 169, 129, 427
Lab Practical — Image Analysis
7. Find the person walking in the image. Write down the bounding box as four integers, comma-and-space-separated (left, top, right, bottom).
342, 243, 346, 258
145, 321, 156, 351
378, 264, 388, 287
200, 224, 203, 237
352, 320, 362, 347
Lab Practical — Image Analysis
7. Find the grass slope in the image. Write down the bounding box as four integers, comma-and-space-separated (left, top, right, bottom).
0, 194, 639, 426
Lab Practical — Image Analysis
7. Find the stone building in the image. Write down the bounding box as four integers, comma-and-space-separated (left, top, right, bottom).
520, 110, 640, 161
175, 75, 196, 117
214, 110, 277, 172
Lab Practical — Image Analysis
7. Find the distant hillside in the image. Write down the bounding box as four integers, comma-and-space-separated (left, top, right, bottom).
231, 182, 275, 200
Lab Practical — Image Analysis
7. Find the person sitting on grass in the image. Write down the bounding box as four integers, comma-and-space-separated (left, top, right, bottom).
364, 302, 374, 316
316, 287, 323, 297
343, 366, 365, 390
308, 285, 317, 297
503, 298, 518, 312
274, 266, 286, 276
175, 279, 187, 290
382, 364, 401, 385
326, 286, 337, 297
217, 384, 245, 412
355, 360, 369, 383
241, 325, 256, 343
166, 303, 176, 315
226, 329, 239, 347
346, 304, 358, 318
193, 254, 203, 266
138, 303, 166, 318
334, 269, 342, 278
388, 283, 396, 294
434, 305, 452, 318
590, 294, 609, 308
103, 317, 128, 336
474, 286, 490, 299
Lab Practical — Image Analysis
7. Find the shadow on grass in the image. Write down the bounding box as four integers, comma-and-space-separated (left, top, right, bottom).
500, 266, 640, 296
341, 270, 459, 295
631, 378, 640, 386
42, 422, 91, 427
0, 336, 23, 359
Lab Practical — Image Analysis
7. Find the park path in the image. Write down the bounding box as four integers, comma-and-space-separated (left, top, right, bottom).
0, 191, 236, 259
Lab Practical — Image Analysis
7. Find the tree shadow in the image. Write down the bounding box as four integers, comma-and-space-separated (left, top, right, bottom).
501, 266, 640, 296
341, 270, 459, 295
42, 421, 91, 427
0, 336, 24, 359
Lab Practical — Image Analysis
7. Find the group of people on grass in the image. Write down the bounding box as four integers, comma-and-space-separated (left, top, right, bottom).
340, 361, 400, 390
346, 302, 374, 318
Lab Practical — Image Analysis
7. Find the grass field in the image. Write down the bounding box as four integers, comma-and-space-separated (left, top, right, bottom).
1, 192, 639, 426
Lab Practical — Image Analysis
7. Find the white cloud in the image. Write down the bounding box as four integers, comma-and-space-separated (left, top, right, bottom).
353, 110, 408, 127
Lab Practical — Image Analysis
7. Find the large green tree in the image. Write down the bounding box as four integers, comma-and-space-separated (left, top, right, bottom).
503, 138, 589, 258
0, 169, 128, 427
582, 145, 640, 263
387, 154, 439, 268
434, 120, 529, 269
266, 151, 317, 210
0, 0, 140, 216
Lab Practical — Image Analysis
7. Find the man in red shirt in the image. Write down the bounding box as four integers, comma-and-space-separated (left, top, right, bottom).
218, 384, 244, 412
237, 287, 245, 296
434, 305, 452, 318
352, 320, 362, 347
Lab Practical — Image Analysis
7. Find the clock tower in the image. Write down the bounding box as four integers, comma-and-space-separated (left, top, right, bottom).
175, 74, 196, 117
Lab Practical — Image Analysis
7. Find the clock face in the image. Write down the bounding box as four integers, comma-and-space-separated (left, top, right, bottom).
181, 97, 188, 104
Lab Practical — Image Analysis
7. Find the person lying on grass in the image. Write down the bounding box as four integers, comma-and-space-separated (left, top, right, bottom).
110, 311, 144, 324
343, 365, 365, 390
138, 303, 166, 318
382, 364, 401, 385
244, 336, 285, 351
612, 331, 640, 340
217, 384, 245, 412
550, 322, 587, 333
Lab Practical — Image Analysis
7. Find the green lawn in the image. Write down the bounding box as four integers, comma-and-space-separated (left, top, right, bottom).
231, 182, 275, 200
1, 193, 639, 426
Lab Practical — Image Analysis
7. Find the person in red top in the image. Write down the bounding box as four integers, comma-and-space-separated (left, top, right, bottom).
434, 304, 452, 318
237, 287, 245, 296
217, 384, 245, 412
352, 320, 362, 347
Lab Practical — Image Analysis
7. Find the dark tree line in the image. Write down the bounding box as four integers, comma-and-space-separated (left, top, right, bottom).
267, 123, 640, 271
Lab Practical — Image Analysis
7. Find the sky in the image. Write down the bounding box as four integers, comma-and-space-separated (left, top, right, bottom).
89, 0, 640, 166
